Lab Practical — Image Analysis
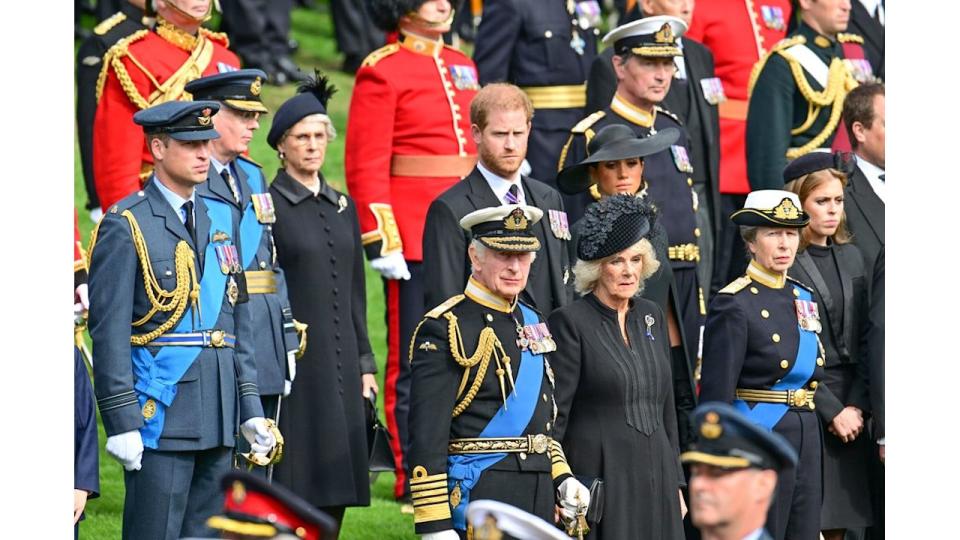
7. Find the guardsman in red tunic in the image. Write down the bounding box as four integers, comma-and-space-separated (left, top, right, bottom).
93, 0, 240, 211
346, 0, 479, 502
685, 0, 793, 291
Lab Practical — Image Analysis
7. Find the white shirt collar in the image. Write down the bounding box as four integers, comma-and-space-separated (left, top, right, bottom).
210, 156, 231, 176
742, 528, 765, 540
477, 160, 525, 205
855, 154, 885, 203
858, 0, 885, 24
153, 176, 195, 222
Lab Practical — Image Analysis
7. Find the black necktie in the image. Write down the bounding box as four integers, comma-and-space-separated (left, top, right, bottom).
183, 200, 197, 246
222, 168, 241, 204
505, 184, 520, 205
878, 173, 885, 182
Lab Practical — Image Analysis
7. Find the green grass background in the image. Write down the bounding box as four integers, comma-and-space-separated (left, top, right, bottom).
75, 5, 420, 538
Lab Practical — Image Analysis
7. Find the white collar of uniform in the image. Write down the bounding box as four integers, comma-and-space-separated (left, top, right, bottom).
153, 175, 195, 221
477, 160, 525, 205
855, 154, 885, 203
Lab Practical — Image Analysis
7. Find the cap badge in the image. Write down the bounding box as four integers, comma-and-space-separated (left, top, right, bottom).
250, 76, 262, 97
701, 411, 722, 439
198, 107, 213, 126
231, 480, 246, 504
504, 207, 528, 231
654, 23, 675, 44
142, 398, 157, 419
772, 198, 800, 220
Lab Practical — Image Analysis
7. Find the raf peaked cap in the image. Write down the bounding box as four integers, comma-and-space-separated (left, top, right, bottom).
556, 124, 680, 195
184, 69, 270, 114
782, 150, 857, 183
467, 499, 569, 540
731, 190, 809, 228
602, 15, 687, 57
460, 205, 544, 252
681, 402, 799, 471
208, 471, 338, 540
577, 194, 656, 261
133, 100, 221, 141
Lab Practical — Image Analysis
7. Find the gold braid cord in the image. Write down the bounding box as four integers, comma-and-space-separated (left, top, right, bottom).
782, 55, 858, 159
747, 35, 805, 97
96, 29, 150, 105
120, 211, 200, 345
444, 312, 511, 418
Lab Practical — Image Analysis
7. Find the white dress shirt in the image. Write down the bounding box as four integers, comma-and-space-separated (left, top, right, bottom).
855, 155, 885, 204
477, 160, 526, 205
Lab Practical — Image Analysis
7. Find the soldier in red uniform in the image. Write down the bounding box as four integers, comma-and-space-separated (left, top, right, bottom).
685, 0, 793, 291
346, 0, 479, 502
93, 0, 240, 211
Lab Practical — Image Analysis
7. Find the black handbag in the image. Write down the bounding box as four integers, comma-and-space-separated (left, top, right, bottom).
574, 475, 605, 525
365, 391, 395, 473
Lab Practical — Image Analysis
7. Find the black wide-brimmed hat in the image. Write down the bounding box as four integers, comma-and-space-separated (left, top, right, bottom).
782, 150, 857, 183
577, 194, 659, 261
184, 69, 270, 114
133, 100, 221, 141
681, 402, 798, 471
460, 205, 543, 252
267, 70, 337, 149
557, 125, 679, 195
731, 190, 809, 228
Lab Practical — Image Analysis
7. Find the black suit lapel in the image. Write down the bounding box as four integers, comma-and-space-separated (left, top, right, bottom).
193, 195, 211, 272
146, 179, 194, 248
838, 249, 854, 356
851, 1, 884, 54
205, 166, 243, 210
233, 160, 251, 204
465, 168, 502, 210
849, 167, 885, 242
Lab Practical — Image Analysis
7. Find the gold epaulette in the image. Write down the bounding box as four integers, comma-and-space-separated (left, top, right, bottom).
719, 275, 752, 295
94, 11, 127, 35
361, 43, 400, 68
425, 295, 465, 319
748, 34, 806, 97
571, 111, 606, 134
96, 29, 150, 106
654, 105, 682, 126
837, 33, 864, 44
199, 27, 230, 47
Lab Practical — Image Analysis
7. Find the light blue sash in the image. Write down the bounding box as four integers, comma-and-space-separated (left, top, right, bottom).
447, 302, 544, 530
234, 159, 264, 269
131, 198, 233, 448
733, 284, 818, 430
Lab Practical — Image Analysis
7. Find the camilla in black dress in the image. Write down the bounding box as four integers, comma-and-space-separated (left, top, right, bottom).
549, 195, 686, 540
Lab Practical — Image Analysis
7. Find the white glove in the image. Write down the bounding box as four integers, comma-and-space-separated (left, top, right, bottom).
241, 417, 277, 455
283, 380, 292, 397
557, 477, 591, 520
421, 530, 460, 540
75, 283, 89, 311
286, 351, 297, 383
370, 252, 411, 280
89, 207, 103, 223
106, 430, 144, 471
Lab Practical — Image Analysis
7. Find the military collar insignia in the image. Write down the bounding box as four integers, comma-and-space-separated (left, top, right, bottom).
611, 94, 654, 128
156, 16, 199, 51
464, 276, 514, 313
814, 35, 832, 48
746, 260, 787, 289
400, 30, 442, 57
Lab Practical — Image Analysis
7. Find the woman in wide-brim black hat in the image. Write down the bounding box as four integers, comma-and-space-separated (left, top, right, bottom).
558, 124, 699, 452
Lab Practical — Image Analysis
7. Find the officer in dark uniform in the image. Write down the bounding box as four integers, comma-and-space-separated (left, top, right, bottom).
87, 100, 277, 540
681, 402, 799, 540
206, 471, 338, 539
408, 205, 590, 540
219, 0, 298, 84
560, 16, 705, 390
185, 70, 301, 446
745, 0, 861, 190
76, 0, 147, 218
472, 0, 601, 218
699, 190, 825, 540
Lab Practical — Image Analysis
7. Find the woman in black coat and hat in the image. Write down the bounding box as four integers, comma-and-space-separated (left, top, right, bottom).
784, 153, 874, 539
548, 194, 687, 540
556, 125, 697, 450
266, 72, 378, 532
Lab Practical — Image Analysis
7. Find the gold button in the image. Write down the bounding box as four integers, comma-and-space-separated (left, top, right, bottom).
793, 289, 800, 297
761, 309, 769, 318
687, 178, 693, 186
810, 402, 816, 410
542, 393, 548, 402
546, 422, 551, 431
694, 228, 701, 237
259, 261, 267, 269
750, 287, 759, 294
544, 30, 553, 38
772, 333, 780, 343
780, 360, 789, 369
816, 357, 824, 366
814, 35, 831, 48
519, 452, 527, 460
810, 381, 818, 389
137, 190, 145, 196
485, 314, 493, 322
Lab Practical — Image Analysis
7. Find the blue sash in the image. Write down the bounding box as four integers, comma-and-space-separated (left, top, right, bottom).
447, 302, 544, 530
234, 159, 264, 269
130, 198, 234, 448
733, 285, 818, 430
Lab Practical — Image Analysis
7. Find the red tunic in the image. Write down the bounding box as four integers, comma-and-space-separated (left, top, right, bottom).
93, 22, 239, 210
687, 0, 792, 195
345, 32, 479, 263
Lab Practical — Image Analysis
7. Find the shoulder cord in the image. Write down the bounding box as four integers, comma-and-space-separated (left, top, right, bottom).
444, 312, 514, 418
